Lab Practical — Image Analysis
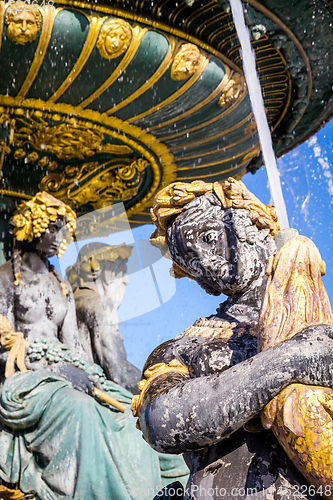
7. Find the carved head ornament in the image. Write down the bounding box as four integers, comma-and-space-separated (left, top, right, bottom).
10, 191, 76, 256
150, 177, 279, 282
171, 43, 203, 80
97, 19, 132, 59
5, 3, 41, 45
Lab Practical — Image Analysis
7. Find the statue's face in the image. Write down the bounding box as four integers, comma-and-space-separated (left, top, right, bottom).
104, 26, 129, 57
171, 44, 201, 80
78, 257, 128, 307
97, 20, 131, 59
34, 218, 66, 259
168, 199, 274, 296
7, 10, 38, 45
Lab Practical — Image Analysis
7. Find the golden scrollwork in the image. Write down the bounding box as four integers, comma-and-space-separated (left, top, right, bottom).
13, 148, 25, 160
218, 72, 246, 108
170, 43, 202, 80
0, 96, 177, 218
21, 123, 104, 160
131, 359, 189, 418
27, 151, 39, 162
39, 158, 149, 209
5, 2, 41, 45
13, 117, 133, 160
97, 18, 132, 59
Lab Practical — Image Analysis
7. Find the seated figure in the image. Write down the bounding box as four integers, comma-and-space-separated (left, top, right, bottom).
132, 178, 333, 500
0, 192, 166, 500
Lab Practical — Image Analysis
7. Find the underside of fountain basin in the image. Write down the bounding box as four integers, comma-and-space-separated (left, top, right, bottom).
0, 0, 332, 234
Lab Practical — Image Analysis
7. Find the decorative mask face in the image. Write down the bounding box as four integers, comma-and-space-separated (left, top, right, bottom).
167, 194, 275, 296
97, 19, 132, 59
6, 5, 41, 45
171, 44, 202, 80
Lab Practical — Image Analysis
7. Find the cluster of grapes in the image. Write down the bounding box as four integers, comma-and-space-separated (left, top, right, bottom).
27, 338, 107, 386
31, 204, 50, 239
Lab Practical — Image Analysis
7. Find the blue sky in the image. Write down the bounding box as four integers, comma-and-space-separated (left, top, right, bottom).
53, 119, 333, 371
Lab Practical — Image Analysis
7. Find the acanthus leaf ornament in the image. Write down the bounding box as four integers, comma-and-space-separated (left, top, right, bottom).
39, 158, 149, 209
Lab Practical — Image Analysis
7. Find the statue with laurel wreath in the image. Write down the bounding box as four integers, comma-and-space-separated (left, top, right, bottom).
0, 191, 172, 500
132, 177, 333, 500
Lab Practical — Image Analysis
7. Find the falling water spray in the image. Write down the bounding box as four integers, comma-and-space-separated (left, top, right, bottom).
229, 0, 289, 230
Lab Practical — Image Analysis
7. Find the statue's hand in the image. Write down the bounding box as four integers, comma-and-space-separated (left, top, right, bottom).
48, 362, 95, 394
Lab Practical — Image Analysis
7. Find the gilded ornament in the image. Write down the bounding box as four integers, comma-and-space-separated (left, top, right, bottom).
0, 96, 177, 219
27, 123, 104, 160
5, 2, 41, 45
170, 43, 202, 81
13, 148, 25, 160
40, 158, 149, 209
10, 192, 76, 254
131, 359, 189, 418
218, 73, 246, 108
38, 155, 50, 167
14, 118, 134, 160
27, 151, 39, 162
96, 18, 132, 59
244, 119, 258, 136
48, 161, 58, 171
0, 112, 11, 124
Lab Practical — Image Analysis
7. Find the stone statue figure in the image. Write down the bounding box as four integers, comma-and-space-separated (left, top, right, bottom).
132, 178, 333, 500
0, 192, 170, 500
66, 242, 141, 394
66, 242, 190, 488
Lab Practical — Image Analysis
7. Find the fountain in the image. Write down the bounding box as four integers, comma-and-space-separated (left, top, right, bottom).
0, 0, 333, 242
0, 1, 333, 499
229, 0, 289, 229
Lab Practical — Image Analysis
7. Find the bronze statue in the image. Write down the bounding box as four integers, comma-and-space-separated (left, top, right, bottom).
132, 178, 333, 499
